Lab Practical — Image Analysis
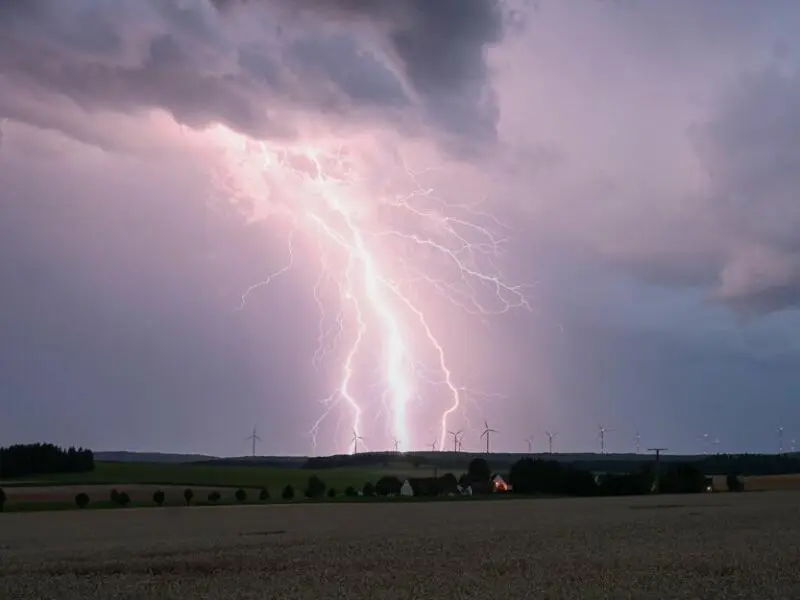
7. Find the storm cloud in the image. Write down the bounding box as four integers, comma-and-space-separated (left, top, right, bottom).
2, 0, 800, 455
0, 0, 508, 148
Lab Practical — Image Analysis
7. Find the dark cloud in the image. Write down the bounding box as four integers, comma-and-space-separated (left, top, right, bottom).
0, 0, 507, 148
215, 0, 504, 91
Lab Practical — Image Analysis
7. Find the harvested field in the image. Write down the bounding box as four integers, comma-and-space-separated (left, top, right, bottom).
2, 492, 800, 599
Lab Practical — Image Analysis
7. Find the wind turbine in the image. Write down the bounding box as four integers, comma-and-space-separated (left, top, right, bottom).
448, 430, 463, 452
429, 440, 438, 452
545, 431, 557, 454
778, 426, 785, 454
480, 420, 497, 454
245, 427, 261, 457
598, 424, 613, 455
351, 429, 364, 455
702, 432, 710, 454
525, 436, 534, 454
392, 438, 401, 453
635, 432, 641, 454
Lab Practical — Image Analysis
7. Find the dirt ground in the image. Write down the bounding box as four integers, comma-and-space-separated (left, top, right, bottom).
1, 491, 799, 599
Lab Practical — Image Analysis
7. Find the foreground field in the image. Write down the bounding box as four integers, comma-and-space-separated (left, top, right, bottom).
2, 492, 799, 599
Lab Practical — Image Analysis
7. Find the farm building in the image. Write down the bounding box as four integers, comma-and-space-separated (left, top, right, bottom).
492, 474, 510, 492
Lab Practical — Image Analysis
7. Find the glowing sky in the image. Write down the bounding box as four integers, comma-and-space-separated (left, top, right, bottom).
2, 0, 800, 456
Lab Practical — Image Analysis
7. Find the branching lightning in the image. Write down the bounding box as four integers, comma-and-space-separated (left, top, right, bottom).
211, 125, 530, 454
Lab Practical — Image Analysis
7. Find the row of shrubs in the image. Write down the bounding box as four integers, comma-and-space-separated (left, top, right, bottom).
71, 476, 364, 509
0, 477, 381, 512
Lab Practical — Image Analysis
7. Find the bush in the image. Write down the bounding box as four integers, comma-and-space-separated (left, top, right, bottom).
75, 492, 89, 509
110, 489, 120, 503
344, 485, 358, 497
467, 457, 492, 482
117, 492, 131, 507
235, 488, 247, 503
0, 488, 5, 512
327, 487, 337, 498
726, 473, 744, 492
375, 475, 403, 496
259, 487, 270, 501
153, 490, 165, 506
362, 482, 376, 497
438, 473, 459, 495
660, 463, 706, 494
282, 484, 295, 500
304, 475, 326, 499
183, 488, 194, 506
208, 491, 221, 503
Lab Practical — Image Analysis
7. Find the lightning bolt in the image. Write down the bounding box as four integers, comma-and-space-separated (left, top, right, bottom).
211, 125, 530, 454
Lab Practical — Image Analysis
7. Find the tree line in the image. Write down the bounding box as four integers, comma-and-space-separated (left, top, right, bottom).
302, 451, 800, 477
0, 443, 95, 479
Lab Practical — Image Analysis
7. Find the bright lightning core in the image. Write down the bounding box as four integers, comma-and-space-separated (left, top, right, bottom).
211, 126, 529, 454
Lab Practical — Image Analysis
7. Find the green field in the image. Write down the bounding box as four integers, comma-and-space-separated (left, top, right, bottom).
3, 461, 452, 492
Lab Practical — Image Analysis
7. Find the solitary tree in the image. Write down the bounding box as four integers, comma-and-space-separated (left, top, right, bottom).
109, 489, 120, 504
117, 492, 131, 507
281, 484, 295, 500
0, 488, 5, 512
327, 487, 337, 498
344, 486, 357, 497
235, 488, 247, 503
304, 475, 326, 499
183, 488, 194, 506
153, 490, 165, 506
208, 491, 221, 503
75, 492, 89, 509
259, 487, 270, 501
362, 482, 376, 497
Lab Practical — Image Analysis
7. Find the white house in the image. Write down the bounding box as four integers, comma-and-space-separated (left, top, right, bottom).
400, 480, 414, 496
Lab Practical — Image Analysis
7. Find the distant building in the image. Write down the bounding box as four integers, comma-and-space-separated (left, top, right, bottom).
492, 474, 510, 492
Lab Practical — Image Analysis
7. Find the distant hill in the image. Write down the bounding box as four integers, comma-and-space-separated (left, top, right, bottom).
193, 456, 309, 468
96, 451, 218, 463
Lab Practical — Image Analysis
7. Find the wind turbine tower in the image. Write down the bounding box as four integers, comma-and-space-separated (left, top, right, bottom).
635, 432, 641, 454
351, 429, 364, 455
525, 436, 534, 454
448, 430, 463, 453
480, 420, 497, 454
545, 431, 557, 454
598, 425, 612, 455
778, 426, 785, 454
393, 438, 401, 453
245, 427, 261, 458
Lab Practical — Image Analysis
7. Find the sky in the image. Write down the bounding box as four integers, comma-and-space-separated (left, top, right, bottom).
1, 0, 799, 457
